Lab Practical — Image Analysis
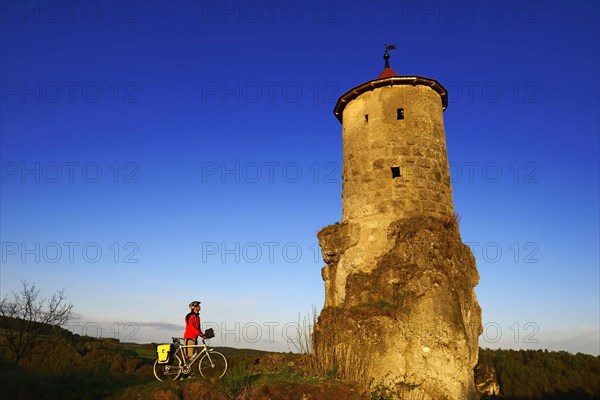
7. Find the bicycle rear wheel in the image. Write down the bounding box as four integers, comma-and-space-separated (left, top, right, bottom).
198, 351, 227, 379
153, 354, 183, 381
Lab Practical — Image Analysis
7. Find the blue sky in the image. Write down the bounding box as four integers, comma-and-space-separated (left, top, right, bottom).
1, 1, 598, 355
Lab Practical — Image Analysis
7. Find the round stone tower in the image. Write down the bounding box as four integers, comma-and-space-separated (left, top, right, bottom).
334, 50, 454, 225
315, 47, 482, 400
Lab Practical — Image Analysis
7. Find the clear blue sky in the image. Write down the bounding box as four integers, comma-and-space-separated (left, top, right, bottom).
1, 1, 598, 355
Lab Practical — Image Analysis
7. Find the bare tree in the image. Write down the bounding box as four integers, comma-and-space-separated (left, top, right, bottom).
0, 280, 73, 365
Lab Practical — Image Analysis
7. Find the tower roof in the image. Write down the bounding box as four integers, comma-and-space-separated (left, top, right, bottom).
378, 67, 398, 79
333, 46, 448, 123
333, 76, 448, 123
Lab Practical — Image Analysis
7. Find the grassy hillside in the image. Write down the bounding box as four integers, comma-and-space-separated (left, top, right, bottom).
0, 317, 598, 399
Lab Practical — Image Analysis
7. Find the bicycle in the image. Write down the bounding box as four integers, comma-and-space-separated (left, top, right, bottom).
153, 336, 228, 381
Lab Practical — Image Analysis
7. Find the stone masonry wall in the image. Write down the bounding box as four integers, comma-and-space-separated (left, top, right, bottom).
341, 85, 454, 224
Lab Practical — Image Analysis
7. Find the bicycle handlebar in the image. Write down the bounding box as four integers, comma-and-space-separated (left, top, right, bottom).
172, 337, 207, 344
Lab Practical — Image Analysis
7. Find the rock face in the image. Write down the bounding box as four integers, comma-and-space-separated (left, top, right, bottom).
476, 366, 501, 397
314, 217, 482, 399
314, 67, 482, 399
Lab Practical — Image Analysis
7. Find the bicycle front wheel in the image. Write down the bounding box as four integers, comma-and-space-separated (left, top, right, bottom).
153, 354, 183, 381
198, 351, 227, 379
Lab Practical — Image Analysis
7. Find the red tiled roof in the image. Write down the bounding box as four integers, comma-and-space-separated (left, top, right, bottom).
378, 68, 398, 79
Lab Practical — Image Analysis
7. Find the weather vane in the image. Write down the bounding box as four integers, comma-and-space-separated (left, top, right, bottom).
384, 43, 396, 69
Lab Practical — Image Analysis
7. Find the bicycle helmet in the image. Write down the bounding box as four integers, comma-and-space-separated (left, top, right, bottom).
189, 300, 201, 309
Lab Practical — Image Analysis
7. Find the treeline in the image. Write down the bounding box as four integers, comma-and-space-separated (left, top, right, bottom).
476, 347, 600, 399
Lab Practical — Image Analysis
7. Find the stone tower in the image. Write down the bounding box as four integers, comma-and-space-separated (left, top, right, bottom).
314, 48, 483, 399
337, 55, 452, 226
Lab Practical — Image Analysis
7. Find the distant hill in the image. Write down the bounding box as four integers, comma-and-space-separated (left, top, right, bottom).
1, 316, 598, 399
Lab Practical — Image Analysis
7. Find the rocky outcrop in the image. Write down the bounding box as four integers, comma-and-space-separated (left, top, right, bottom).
314, 216, 482, 399
475, 365, 501, 397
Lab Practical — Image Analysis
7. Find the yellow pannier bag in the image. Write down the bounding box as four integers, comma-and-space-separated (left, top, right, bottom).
157, 344, 172, 364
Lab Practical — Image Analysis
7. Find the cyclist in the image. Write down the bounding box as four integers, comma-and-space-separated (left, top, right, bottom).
184, 301, 206, 361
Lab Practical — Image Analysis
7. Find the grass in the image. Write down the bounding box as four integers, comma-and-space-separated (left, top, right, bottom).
128, 345, 157, 360
112, 351, 332, 400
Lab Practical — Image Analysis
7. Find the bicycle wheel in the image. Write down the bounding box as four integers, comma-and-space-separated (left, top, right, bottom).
198, 351, 227, 379
153, 354, 183, 381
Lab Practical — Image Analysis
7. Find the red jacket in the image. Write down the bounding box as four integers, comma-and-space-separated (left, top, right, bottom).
184, 311, 202, 339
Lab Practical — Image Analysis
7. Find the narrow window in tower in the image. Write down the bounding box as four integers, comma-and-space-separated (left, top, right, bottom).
397, 108, 404, 120
365, 114, 369, 122
391, 166, 401, 179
